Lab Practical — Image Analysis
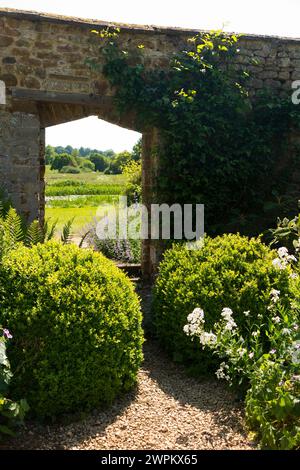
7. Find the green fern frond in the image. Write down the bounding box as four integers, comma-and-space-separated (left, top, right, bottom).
44, 218, 58, 241
61, 218, 74, 244
79, 230, 90, 248
0, 189, 12, 217
25, 220, 44, 247
4, 208, 25, 245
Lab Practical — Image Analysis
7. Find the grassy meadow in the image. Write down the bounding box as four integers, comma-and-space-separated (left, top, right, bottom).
45, 166, 127, 236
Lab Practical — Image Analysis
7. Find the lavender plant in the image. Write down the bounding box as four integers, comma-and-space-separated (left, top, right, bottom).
86, 207, 141, 264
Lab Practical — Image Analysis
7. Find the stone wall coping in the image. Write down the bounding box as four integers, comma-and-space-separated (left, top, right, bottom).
0, 7, 300, 43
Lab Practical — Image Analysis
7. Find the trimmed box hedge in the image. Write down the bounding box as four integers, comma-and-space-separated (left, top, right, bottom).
0, 241, 143, 418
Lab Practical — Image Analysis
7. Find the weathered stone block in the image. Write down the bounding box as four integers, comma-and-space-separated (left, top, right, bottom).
20, 76, 41, 89
15, 39, 31, 47
278, 70, 291, 80
57, 44, 79, 52
291, 70, 300, 80
278, 51, 288, 58
2, 56, 16, 64
258, 70, 278, 79
0, 35, 13, 47
22, 57, 42, 67
0, 73, 17, 86
264, 78, 282, 88
253, 45, 272, 57
249, 78, 263, 89
35, 41, 53, 50
278, 57, 291, 68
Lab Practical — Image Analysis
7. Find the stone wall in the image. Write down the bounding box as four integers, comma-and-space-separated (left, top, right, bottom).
1, 9, 300, 119
0, 109, 42, 219
1, 8, 300, 273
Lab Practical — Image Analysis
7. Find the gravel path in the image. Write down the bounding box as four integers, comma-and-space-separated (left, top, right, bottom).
4, 341, 255, 450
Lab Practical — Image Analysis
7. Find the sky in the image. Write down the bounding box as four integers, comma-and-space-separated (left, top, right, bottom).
1, 0, 299, 151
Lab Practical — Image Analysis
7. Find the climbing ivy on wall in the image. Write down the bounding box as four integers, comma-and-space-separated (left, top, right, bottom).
89, 29, 300, 236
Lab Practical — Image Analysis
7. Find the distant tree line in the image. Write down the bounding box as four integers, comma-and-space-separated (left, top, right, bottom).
46, 139, 142, 175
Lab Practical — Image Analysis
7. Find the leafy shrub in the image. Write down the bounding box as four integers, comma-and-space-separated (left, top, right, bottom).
183, 247, 300, 449
0, 203, 74, 259
46, 183, 124, 197
246, 356, 300, 450
246, 277, 300, 450
51, 153, 78, 171
153, 234, 291, 374
0, 207, 56, 257
87, 205, 142, 263
269, 206, 300, 252
59, 166, 81, 174
184, 279, 299, 387
79, 159, 96, 172
90, 153, 109, 172
0, 327, 28, 437
105, 151, 132, 175
184, 298, 300, 449
93, 237, 141, 264
0, 241, 143, 418
47, 195, 119, 209
93, 29, 300, 236
123, 160, 142, 205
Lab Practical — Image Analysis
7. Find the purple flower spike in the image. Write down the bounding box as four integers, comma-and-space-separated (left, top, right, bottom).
270, 349, 276, 354
3, 328, 12, 339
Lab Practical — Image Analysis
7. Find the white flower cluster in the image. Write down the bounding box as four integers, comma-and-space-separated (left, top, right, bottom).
199, 331, 217, 346
290, 272, 298, 280
183, 308, 205, 336
183, 308, 218, 345
221, 307, 237, 331
282, 328, 291, 335
272, 247, 297, 270
290, 341, 300, 364
237, 347, 247, 357
216, 362, 230, 381
268, 288, 281, 311
270, 288, 280, 304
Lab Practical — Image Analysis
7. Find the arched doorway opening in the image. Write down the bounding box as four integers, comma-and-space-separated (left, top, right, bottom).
45, 114, 142, 267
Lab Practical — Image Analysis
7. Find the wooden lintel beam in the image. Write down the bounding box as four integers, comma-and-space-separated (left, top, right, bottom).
11, 88, 113, 107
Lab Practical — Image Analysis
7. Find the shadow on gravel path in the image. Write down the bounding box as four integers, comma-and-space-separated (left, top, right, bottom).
3, 340, 254, 450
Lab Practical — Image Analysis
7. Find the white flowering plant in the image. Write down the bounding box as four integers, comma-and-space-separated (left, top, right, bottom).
184, 281, 300, 448
270, 210, 300, 255
246, 354, 300, 449
272, 245, 297, 271
154, 234, 293, 376
0, 327, 29, 438
185, 295, 300, 385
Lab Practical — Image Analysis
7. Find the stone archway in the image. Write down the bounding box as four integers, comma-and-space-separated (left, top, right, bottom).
1, 8, 300, 275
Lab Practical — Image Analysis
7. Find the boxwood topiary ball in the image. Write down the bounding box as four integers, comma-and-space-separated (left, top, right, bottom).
153, 234, 291, 375
0, 241, 143, 418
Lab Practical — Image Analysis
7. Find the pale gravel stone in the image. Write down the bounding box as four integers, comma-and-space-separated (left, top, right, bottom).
3, 341, 255, 451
